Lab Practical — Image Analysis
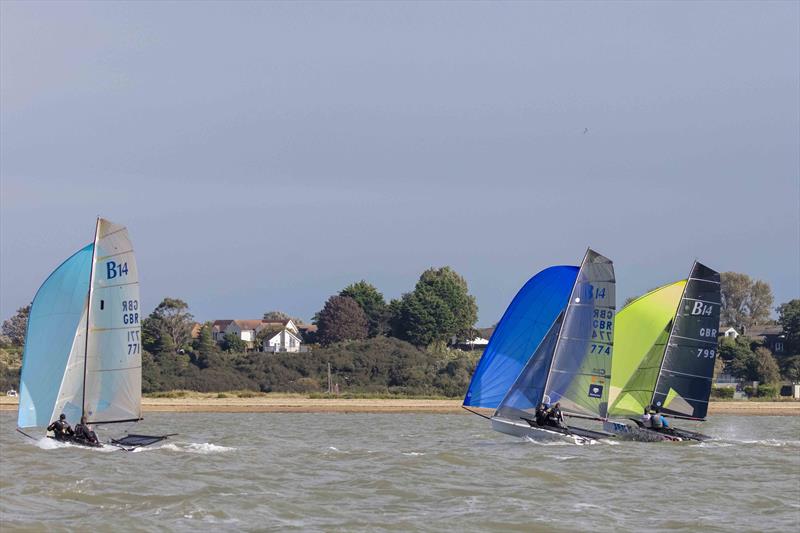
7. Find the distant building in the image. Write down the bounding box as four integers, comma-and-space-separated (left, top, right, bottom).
262, 328, 304, 353
452, 326, 495, 350
211, 318, 305, 352
719, 326, 739, 339
744, 325, 786, 355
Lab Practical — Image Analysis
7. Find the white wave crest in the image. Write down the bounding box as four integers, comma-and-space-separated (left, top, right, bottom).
140, 442, 235, 454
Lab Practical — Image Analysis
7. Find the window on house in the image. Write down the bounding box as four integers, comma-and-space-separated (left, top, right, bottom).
775, 342, 784, 352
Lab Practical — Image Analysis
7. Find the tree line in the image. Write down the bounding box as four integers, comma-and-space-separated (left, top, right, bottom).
1, 269, 798, 395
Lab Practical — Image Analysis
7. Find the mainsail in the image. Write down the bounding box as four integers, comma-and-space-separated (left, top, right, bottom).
609, 262, 720, 420
17, 218, 142, 429
493, 249, 615, 420
463, 266, 578, 408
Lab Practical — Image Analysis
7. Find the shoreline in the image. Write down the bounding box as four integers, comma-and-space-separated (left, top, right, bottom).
1, 397, 798, 415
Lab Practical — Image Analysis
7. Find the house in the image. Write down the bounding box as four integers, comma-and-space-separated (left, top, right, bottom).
719, 326, 739, 339
211, 318, 306, 352
262, 328, 304, 353
744, 325, 786, 355
211, 320, 234, 342
452, 326, 495, 350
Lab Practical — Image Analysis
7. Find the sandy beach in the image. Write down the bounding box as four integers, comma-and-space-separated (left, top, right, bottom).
2, 396, 798, 415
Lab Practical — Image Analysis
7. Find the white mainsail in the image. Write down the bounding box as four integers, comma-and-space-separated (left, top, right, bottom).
83, 218, 142, 423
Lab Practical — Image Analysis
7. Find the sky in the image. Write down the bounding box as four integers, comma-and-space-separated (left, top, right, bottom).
1, 1, 798, 326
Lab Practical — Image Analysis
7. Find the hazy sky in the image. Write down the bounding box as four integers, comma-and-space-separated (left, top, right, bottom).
1, 1, 798, 325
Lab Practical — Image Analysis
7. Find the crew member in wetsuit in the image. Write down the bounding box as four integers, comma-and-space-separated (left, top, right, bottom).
47, 413, 74, 442
653, 407, 669, 430
546, 402, 567, 429
534, 403, 548, 426
649, 408, 663, 430
73, 415, 100, 446
640, 407, 652, 428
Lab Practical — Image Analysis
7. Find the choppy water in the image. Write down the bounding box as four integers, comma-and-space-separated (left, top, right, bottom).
1, 412, 798, 532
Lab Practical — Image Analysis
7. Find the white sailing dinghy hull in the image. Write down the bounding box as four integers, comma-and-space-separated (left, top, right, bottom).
491, 416, 590, 444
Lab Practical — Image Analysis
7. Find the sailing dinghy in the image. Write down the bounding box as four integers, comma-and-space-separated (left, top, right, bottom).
604, 261, 720, 442
16, 218, 172, 451
464, 249, 617, 444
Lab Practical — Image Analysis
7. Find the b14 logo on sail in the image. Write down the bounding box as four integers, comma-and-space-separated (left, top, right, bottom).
689, 301, 714, 316
106, 261, 129, 280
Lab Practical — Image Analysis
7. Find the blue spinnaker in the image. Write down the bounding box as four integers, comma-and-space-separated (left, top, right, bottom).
17, 244, 94, 428
463, 266, 578, 408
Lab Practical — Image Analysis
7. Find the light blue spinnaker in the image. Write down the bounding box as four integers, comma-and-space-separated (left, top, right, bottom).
463, 266, 579, 408
17, 244, 94, 428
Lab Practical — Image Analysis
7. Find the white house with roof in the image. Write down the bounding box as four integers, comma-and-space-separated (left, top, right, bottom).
211, 319, 304, 352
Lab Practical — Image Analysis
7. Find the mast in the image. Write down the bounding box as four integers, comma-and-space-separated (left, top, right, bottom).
648, 261, 694, 410
81, 217, 101, 419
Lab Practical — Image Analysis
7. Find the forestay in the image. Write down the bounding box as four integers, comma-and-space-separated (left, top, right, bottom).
463, 266, 578, 408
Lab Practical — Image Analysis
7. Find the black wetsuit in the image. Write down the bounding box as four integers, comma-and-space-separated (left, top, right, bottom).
534, 406, 547, 426
47, 420, 74, 442
73, 423, 100, 446
546, 407, 566, 429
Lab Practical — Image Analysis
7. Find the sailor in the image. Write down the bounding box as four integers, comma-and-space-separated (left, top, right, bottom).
653, 407, 670, 430
640, 407, 652, 428
534, 403, 548, 426
547, 402, 567, 429
73, 415, 100, 446
47, 414, 74, 442
649, 408, 663, 430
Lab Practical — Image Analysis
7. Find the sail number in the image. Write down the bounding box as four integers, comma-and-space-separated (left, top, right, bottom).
127, 330, 140, 355
696, 348, 716, 358
590, 344, 612, 356
106, 260, 129, 280
699, 328, 717, 338
122, 299, 139, 325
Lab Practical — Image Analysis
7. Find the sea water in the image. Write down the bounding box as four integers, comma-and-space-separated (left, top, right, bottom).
1, 412, 798, 532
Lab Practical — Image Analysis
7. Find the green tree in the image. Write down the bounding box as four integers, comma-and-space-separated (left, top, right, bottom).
147, 298, 195, 353
340, 281, 389, 337
777, 299, 800, 354
754, 347, 781, 384
1, 305, 30, 346
390, 267, 478, 347
193, 323, 217, 368
315, 295, 369, 346
262, 311, 304, 324
780, 355, 800, 382
725, 341, 781, 384
720, 272, 774, 328
221, 332, 248, 353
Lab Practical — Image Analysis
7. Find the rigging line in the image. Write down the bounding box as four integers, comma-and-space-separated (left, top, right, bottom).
461, 406, 492, 420
81, 217, 101, 419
